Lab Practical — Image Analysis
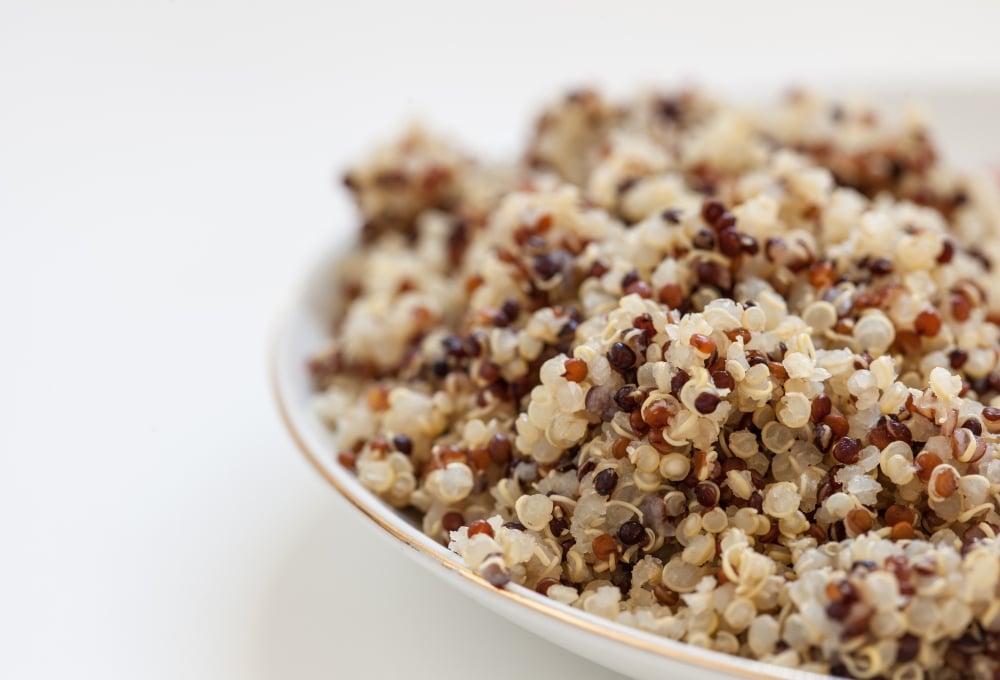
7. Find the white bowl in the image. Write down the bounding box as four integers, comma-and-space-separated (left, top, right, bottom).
271, 241, 827, 680
271, 88, 1000, 679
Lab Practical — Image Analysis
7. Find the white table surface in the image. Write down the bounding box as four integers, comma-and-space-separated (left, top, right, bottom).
3, 2, 1000, 679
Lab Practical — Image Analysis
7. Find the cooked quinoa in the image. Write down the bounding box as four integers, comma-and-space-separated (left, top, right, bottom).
310, 89, 1000, 679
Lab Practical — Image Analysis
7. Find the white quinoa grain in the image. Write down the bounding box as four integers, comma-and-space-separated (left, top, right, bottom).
659, 452, 691, 481
514, 493, 555, 532
762, 482, 801, 518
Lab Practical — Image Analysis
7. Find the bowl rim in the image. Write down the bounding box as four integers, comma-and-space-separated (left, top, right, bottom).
270, 243, 831, 680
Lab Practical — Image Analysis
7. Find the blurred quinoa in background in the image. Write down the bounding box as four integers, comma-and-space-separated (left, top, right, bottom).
311, 88, 1000, 678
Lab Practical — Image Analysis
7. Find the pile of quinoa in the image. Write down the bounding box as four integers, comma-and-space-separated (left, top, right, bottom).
311, 89, 1000, 679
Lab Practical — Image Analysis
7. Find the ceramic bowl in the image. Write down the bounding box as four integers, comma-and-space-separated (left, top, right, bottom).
271, 88, 1000, 678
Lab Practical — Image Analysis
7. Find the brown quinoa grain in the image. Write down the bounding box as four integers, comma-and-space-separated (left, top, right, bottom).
931, 464, 959, 499
832, 436, 862, 464
535, 577, 561, 596
658, 283, 684, 308
487, 433, 512, 464
653, 584, 680, 607
562, 357, 588, 382
823, 413, 850, 439
952, 292, 972, 322
810, 393, 832, 423
610, 438, 630, 460
891, 521, 916, 540
592, 533, 620, 561
642, 399, 675, 428
467, 519, 495, 538
915, 451, 943, 482
885, 504, 917, 527
442, 511, 465, 533
689, 333, 716, 355
914, 309, 943, 336
845, 508, 873, 535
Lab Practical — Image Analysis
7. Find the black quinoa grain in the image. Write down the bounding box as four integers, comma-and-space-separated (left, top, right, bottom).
661, 208, 682, 223
670, 369, 690, 397
533, 252, 563, 280
487, 433, 512, 464
618, 520, 646, 545
739, 233, 760, 255
949, 348, 969, 369
714, 211, 736, 231
392, 434, 413, 455
585, 385, 616, 421
695, 260, 730, 289
825, 598, 851, 621
718, 228, 743, 257
577, 458, 597, 480
692, 229, 715, 250
491, 310, 512, 327
621, 269, 640, 288
441, 334, 466, 358
711, 370, 735, 390
594, 468, 619, 496
557, 318, 579, 340
962, 418, 982, 436
694, 392, 721, 414
701, 199, 725, 226
464, 334, 482, 358
897, 634, 921, 663
613, 384, 642, 411
695, 481, 720, 507
869, 258, 893, 275
816, 478, 837, 505
937, 239, 955, 264
607, 342, 637, 370
885, 416, 912, 443
500, 298, 521, 322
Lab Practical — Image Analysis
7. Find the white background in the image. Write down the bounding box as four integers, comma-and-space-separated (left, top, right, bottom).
3, 2, 1000, 679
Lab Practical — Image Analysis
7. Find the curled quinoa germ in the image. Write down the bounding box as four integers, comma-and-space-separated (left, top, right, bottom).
311, 90, 1000, 678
